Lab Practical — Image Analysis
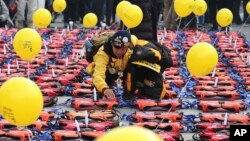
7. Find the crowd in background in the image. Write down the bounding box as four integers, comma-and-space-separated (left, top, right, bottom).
1, 0, 250, 30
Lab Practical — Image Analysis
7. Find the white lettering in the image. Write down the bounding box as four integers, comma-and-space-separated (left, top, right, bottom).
234, 129, 241, 136
234, 129, 248, 136
241, 129, 247, 135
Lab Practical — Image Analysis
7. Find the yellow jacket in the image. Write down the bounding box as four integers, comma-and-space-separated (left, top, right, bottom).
86, 46, 133, 93
86, 38, 161, 93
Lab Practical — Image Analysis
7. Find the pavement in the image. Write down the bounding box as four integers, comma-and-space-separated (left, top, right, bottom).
231, 23, 250, 37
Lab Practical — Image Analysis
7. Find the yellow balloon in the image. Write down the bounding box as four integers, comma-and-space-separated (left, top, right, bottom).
33, 8, 52, 28
216, 8, 233, 27
0, 77, 43, 126
122, 4, 143, 28
13, 28, 42, 61
83, 13, 98, 28
53, 0, 67, 13
193, 0, 207, 16
174, 0, 194, 18
186, 42, 218, 76
96, 126, 163, 141
116, 1, 131, 20
246, 1, 250, 15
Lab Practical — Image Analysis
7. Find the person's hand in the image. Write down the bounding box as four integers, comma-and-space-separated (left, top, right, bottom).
0, 15, 6, 22
103, 89, 116, 99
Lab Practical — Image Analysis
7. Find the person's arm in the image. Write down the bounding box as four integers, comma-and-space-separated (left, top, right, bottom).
0, 0, 9, 22
92, 51, 109, 93
92, 51, 116, 99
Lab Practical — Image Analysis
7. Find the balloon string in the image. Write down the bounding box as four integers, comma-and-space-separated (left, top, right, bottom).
27, 62, 30, 78
127, 28, 130, 33
212, 28, 222, 46
225, 26, 229, 35
195, 16, 199, 43
25, 127, 32, 141
183, 16, 195, 30
18, 126, 32, 141
165, 0, 174, 24
28, 131, 31, 141
122, 22, 125, 30
196, 16, 199, 30
176, 17, 182, 33
181, 76, 191, 94
154, 105, 172, 131
238, 15, 250, 33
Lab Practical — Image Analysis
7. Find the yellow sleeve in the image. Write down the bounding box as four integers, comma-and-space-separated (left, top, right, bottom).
92, 50, 110, 93
149, 48, 161, 61
136, 39, 148, 46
